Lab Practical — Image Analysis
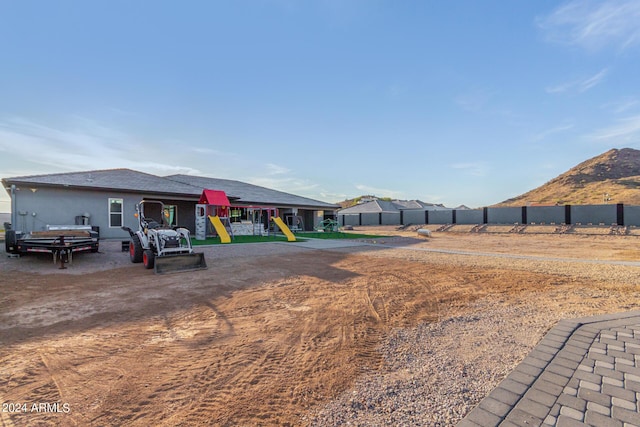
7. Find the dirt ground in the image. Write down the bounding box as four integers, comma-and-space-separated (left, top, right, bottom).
2, 230, 640, 426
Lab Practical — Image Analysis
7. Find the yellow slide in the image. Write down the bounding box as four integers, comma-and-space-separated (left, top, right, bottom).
208, 215, 231, 243
272, 217, 296, 242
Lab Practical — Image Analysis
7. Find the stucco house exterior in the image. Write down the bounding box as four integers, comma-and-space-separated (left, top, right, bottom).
2, 169, 338, 239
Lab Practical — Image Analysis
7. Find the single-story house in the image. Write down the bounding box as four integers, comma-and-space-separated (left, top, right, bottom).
2, 169, 338, 239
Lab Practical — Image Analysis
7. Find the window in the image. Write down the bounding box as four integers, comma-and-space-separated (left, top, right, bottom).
164, 205, 177, 226
109, 198, 123, 227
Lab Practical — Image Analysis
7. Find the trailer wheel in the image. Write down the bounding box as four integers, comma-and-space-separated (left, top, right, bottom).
143, 249, 155, 269
5, 230, 19, 254
129, 235, 143, 263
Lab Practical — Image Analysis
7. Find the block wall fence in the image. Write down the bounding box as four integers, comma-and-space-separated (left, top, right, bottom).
338, 204, 640, 227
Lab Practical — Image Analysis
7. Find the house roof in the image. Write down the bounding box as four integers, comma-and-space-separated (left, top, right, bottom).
167, 174, 338, 209
338, 200, 399, 214
2, 169, 338, 210
2, 169, 201, 197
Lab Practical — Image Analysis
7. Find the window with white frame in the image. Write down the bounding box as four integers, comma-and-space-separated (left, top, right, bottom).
109, 198, 123, 227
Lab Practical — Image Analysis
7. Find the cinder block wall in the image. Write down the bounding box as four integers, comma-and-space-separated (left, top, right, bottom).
487, 207, 521, 224
360, 213, 379, 226
429, 210, 453, 224
526, 206, 565, 224
624, 206, 640, 226
571, 205, 617, 225
455, 209, 483, 224
338, 204, 640, 227
381, 212, 400, 225
403, 210, 427, 224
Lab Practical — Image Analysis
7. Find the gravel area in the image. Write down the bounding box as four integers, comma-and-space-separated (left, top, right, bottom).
308, 299, 551, 426
307, 242, 640, 426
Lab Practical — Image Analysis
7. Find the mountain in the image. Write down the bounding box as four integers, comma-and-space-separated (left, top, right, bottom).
495, 148, 640, 206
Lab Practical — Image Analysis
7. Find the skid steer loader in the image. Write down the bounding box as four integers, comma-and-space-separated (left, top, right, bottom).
122, 200, 207, 274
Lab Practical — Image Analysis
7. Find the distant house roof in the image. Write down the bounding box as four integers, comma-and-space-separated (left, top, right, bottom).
2, 169, 339, 210
338, 199, 451, 214
167, 174, 338, 209
338, 200, 398, 214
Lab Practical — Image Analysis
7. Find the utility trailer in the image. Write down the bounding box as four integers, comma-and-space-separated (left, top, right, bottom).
5, 225, 99, 268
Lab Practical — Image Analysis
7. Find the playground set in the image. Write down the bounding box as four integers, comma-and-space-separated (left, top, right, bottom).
195, 190, 297, 243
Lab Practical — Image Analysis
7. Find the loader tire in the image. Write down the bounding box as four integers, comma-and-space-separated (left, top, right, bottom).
143, 249, 155, 269
129, 235, 143, 263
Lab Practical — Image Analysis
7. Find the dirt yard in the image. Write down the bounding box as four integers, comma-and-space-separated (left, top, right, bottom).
2, 230, 640, 426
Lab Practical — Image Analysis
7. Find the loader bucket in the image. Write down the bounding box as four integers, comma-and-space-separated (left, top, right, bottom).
154, 253, 207, 274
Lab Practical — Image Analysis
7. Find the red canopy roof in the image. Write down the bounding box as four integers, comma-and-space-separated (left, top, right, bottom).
199, 189, 230, 206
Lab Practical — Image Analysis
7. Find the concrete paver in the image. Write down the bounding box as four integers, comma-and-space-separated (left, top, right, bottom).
458, 311, 640, 426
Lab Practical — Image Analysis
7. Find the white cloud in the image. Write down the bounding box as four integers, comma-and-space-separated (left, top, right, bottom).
266, 163, 291, 175
590, 114, 640, 142
454, 89, 493, 112
533, 122, 574, 141
319, 190, 349, 202
546, 68, 608, 94
601, 97, 639, 114
354, 184, 404, 199
538, 0, 640, 52
450, 162, 489, 177
0, 116, 201, 176
190, 147, 224, 155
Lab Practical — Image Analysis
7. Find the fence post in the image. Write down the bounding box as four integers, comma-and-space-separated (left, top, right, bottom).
425, 210, 429, 224
521, 206, 527, 224
565, 205, 571, 224
617, 203, 624, 226
452, 210, 457, 224
483, 207, 488, 224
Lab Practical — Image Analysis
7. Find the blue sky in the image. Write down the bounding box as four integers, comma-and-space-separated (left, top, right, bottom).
1, 0, 640, 212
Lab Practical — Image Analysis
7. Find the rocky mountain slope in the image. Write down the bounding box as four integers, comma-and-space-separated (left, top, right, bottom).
495, 148, 640, 206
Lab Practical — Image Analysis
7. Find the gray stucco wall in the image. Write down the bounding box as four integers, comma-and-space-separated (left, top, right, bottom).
487, 207, 521, 224
10, 186, 200, 239
571, 204, 617, 225
526, 206, 565, 224
455, 209, 483, 224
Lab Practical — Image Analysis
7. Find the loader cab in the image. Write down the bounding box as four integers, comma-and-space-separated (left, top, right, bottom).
137, 200, 170, 230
